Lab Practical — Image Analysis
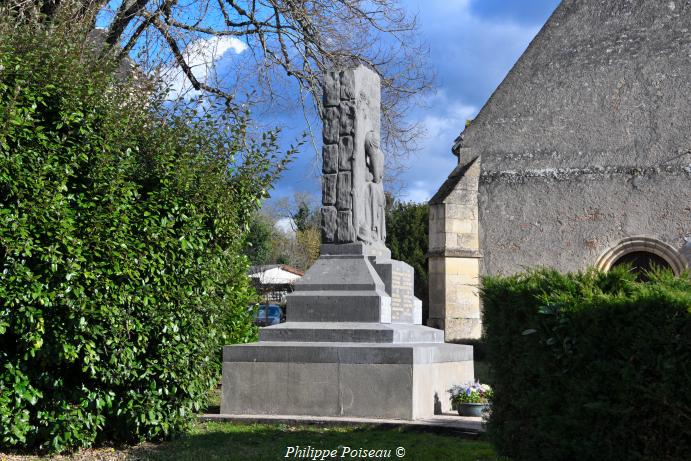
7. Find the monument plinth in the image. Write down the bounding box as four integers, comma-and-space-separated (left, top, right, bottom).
221, 66, 474, 419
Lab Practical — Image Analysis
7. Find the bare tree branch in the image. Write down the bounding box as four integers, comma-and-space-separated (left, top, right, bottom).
151, 14, 237, 103
105, 0, 149, 47
17, 0, 433, 167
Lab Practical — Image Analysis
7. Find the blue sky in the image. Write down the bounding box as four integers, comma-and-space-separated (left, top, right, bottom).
265, 0, 561, 206
106, 0, 561, 207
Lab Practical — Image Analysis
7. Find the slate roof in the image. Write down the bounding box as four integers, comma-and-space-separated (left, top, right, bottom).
453, 0, 691, 172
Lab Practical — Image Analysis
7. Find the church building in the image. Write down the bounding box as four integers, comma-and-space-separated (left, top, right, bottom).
428, 0, 691, 341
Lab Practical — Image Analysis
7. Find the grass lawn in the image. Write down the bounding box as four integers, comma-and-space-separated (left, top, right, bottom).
1, 421, 501, 461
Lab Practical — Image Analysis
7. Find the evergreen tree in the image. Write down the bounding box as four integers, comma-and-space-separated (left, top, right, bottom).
386, 201, 429, 322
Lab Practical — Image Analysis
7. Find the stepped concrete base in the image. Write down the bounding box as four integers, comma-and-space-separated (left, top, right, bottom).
259, 322, 444, 343
288, 255, 391, 323
221, 342, 473, 420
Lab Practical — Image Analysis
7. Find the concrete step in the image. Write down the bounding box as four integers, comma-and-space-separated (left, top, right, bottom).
259, 322, 444, 343
199, 412, 485, 434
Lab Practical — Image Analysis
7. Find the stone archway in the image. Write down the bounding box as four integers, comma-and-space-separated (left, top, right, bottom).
596, 236, 687, 277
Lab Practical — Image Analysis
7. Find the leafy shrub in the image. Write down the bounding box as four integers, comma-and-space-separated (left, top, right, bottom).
482, 267, 690, 461
0, 10, 291, 453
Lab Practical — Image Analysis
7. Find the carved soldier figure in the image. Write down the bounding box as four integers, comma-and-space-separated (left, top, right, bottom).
365, 130, 386, 243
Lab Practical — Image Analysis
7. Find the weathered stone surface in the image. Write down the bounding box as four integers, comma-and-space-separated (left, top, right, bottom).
682, 239, 691, 265
322, 144, 338, 174
444, 318, 482, 342
340, 69, 355, 100
323, 107, 339, 144
337, 210, 355, 242
322, 174, 336, 206
339, 101, 355, 136
321, 206, 337, 243
221, 343, 473, 419
323, 71, 340, 107
319, 65, 387, 247
338, 136, 353, 171
259, 322, 444, 343
456, 1, 691, 171
457, 0, 691, 275
371, 259, 416, 324
336, 172, 352, 210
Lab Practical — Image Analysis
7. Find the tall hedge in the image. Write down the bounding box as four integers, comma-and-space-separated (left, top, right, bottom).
0, 11, 290, 452
482, 268, 691, 461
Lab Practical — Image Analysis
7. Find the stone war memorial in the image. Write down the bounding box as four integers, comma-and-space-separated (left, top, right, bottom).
429, 0, 691, 342
221, 65, 473, 420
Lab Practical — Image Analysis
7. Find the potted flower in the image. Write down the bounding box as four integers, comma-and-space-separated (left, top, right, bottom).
449, 382, 493, 417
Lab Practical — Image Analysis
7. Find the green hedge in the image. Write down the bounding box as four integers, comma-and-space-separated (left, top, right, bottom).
482, 268, 690, 461
0, 12, 290, 453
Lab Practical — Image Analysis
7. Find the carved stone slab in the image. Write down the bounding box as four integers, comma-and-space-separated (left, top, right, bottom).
321, 66, 384, 245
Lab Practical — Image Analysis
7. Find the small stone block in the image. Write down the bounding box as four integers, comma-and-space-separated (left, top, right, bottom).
339, 101, 355, 135
322, 144, 338, 174
340, 70, 355, 100
337, 171, 352, 210
337, 210, 355, 243
323, 72, 340, 107
338, 136, 353, 171
323, 107, 339, 144
322, 174, 337, 206
321, 206, 337, 243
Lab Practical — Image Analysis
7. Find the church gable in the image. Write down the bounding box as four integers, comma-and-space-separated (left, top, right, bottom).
431, 0, 691, 342
457, 0, 691, 172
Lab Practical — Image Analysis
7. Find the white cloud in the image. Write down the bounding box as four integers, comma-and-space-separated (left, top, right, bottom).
275, 217, 296, 235
420, 97, 477, 141
159, 36, 247, 100
403, 180, 435, 203
268, 0, 550, 206
397, 90, 477, 202
394, 0, 545, 203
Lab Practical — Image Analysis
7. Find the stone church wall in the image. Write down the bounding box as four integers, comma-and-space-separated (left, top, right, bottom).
478, 166, 691, 276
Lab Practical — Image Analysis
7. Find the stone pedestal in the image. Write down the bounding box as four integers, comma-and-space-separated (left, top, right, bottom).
221, 341, 473, 419
221, 248, 474, 420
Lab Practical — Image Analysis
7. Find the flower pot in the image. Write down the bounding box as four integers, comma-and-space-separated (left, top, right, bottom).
457, 403, 490, 417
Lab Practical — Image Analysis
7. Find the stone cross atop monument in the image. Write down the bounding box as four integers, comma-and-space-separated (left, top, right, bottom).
321, 66, 386, 247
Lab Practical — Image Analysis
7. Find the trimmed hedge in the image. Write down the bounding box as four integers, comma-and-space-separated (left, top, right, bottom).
0, 11, 290, 453
482, 268, 690, 461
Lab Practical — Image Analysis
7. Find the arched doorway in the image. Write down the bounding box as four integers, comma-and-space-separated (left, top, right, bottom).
610, 251, 673, 281
596, 236, 687, 280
